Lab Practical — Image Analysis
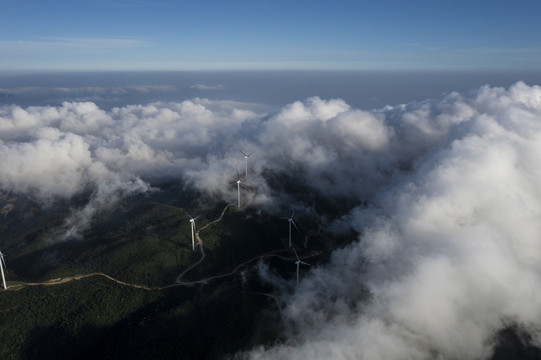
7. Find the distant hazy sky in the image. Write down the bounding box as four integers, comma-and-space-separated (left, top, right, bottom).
1, 0, 541, 71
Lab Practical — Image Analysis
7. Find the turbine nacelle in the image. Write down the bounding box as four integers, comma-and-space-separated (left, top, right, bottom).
183, 210, 201, 251
235, 169, 252, 208
282, 210, 299, 247
240, 150, 253, 159
240, 150, 254, 179
292, 247, 310, 286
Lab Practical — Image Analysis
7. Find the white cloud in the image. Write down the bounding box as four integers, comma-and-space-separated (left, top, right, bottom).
0, 134, 101, 200
3, 82, 541, 357
189, 84, 225, 90
240, 82, 541, 359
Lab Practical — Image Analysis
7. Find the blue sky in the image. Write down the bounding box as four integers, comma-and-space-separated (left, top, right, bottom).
1, 0, 541, 71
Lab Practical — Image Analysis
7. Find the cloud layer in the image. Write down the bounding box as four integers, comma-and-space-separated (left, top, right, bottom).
244, 83, 541, 359
2, 82, 541, 357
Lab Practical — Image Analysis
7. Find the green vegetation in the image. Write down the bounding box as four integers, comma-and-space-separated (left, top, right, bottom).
0, 275, 277, 359
0, 184, 323, 359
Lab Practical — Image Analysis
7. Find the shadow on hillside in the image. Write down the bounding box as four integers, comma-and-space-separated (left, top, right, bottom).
22, 284, 280, 360
23, 323, 103, 360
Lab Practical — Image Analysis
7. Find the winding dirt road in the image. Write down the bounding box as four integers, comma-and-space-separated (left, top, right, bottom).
7, 273, 157, 291
5, 202, 318, 292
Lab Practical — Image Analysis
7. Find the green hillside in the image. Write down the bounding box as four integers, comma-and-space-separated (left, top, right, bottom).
0, 185, 323, 359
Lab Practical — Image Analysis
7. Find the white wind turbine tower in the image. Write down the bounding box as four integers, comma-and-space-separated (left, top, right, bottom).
282, 210, 299, 247
236, 170, 242, 207
235, 169, 251, 208
240, 151, 253, 179
0, 251, 7, 290
292, 247, 310, 286
182, 210, 201, 251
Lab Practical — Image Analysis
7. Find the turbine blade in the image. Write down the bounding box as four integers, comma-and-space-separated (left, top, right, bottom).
193, 215, 201, 221
296, 265, 300, 284
291, 219, 300, 232
292, 247, 300, 260
240, 183, 252, 190
182, 209, 193, 219
300, 261, 311, 266
240, 150, 247, 157
247, 151, 253, 157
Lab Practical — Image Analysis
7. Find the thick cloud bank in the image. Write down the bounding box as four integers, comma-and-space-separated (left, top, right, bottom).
2, 82, 541, 357
243, 83, 541, 359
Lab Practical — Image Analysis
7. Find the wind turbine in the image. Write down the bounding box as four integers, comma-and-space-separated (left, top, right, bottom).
235, 169, 251, 208
292, 247, 310, 286
0, 251, 7, 290
182, 210, 201, 251
282, 210, 299, 247
240, 151, 253, 179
